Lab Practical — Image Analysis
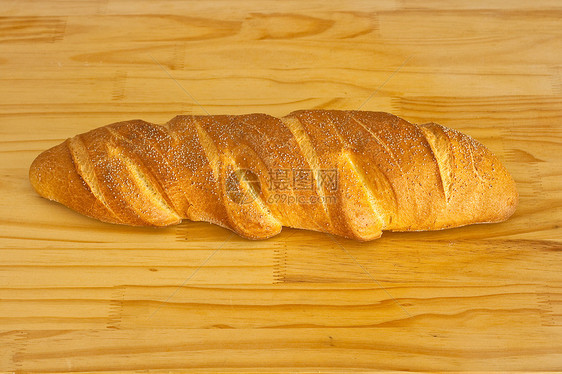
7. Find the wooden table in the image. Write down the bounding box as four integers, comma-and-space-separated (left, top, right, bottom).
1, 1, 561, 372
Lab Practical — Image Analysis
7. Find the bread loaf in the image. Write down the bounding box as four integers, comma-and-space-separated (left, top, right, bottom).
29, 110, 518, 240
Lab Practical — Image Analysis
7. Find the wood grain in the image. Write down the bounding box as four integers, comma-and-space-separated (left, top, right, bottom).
1, 0, 561, 372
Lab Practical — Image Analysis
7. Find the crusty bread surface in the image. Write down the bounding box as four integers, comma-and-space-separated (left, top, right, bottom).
29, 110, 518, 240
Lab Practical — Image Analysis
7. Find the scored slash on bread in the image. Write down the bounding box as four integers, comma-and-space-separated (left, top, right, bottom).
29, 110, 518, 240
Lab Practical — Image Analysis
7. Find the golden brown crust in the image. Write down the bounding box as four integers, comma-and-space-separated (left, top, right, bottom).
29, 110, 518, 240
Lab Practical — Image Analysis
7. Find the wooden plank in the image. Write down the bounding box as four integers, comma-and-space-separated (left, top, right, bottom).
1, 327, 561, 372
